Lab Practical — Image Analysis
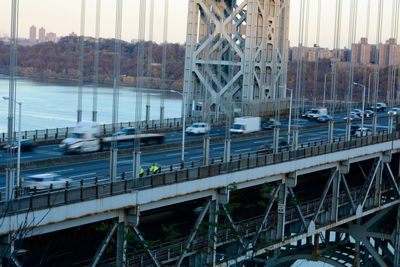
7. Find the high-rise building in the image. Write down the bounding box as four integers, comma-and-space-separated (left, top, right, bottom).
46, 32, 57, 43
29, 25, 36, 44
38, 27, 46, 43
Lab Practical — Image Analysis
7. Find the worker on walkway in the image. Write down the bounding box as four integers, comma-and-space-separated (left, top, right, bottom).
139, 167, 145, 177
149, 163, 160, 174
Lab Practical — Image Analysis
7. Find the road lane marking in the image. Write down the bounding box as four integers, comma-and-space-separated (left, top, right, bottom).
212, 147, 224, 150
20, 156, 33, 159
167, 153, 182, 157
235, 148, 252, 153
253, 140, 267, 144
118, 160, 133, 164
54, 168, 75, 173
69, 172, 97, 179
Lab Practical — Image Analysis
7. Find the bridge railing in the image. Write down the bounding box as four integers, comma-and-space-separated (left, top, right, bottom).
0, 116, 204, 145
0, 131, 398, 216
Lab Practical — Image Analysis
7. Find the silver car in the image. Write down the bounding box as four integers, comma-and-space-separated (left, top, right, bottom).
23, 173, 72, 190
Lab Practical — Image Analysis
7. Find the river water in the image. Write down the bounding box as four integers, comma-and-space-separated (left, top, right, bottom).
0, 77, 182, 132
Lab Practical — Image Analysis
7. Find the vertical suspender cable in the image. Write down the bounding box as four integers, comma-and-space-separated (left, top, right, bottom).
346, 0, 357, 115
160, 0, 169, 125
92, 0, 101, 122
366, 0, 371, 39
313, 0, 321, 105
77, 0, 86, 123
293, 0, 305, 148
388, 0, 399, 106
133, 0, 146, 178
7, 0, 19, 200
110, 0, 123, 181
145, 0, 154, 123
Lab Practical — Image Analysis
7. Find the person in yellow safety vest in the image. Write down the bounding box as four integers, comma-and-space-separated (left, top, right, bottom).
149, 163, 160, 174
139, 167, 145, 177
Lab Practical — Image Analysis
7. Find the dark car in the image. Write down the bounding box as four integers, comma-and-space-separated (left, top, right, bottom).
113, 127, 136, 136
316, 115, 332, 123
4, 139, 35, 152
256, 140, 289, 154
350, 125, 360, 135
261, 119, 281, 130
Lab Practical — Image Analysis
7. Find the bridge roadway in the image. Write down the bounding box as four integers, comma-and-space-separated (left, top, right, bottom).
0, 112, 394, 188
0, 131, 399, 265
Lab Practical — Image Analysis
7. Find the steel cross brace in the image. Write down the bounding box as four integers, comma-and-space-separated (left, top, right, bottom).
359, 159, 381, 209
175, 200, 211, 267
131, 226, 162, 267
312, 169, 338, 224
90, 222, 118, 267
249, 184, 281, 249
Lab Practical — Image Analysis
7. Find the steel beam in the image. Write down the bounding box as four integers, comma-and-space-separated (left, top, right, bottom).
90, 222, 118, 267
176, 200, 211, 267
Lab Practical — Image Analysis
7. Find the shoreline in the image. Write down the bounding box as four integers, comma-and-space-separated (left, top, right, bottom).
0, 74, 183, 93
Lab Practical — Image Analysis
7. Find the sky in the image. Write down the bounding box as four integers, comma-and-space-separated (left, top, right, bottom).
0, 0, 398, 47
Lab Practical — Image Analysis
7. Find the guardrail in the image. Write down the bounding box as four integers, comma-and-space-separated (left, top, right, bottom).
0, 131, 398, 216
0, 116, 204, 145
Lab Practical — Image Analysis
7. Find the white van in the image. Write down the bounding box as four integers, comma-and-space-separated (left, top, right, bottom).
185, 122, 210, 135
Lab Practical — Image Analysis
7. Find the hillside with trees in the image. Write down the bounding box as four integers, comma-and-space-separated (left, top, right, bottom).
0, 36, 185, 90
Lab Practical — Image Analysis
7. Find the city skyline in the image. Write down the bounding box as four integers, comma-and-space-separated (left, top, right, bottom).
0, 0, 399, 47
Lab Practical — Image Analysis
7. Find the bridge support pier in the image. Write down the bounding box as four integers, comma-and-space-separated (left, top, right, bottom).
145, 104, 150, 124
345, 117, 351, 141
388, 114, 394, 134
223, 138, 231, 163
133, 150, 141, 179
203, 135, 210, 166
273, 126, 280, 154
159, 106, 164, 126
109, 149, 118, 181
372, 113, 378, 135
328, 120, 334, 143
117, 217, 127, 267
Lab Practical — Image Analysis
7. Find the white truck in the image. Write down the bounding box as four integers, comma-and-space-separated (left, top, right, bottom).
307, 107, 328, 120
230, 116, 261, 134
60, 122, 165, 154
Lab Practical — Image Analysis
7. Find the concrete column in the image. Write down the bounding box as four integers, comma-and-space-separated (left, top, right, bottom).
145, 104, 150, 124
223, 138, 231, 163
203, 135, 210, 166
110, 149, 118, 182
273, 125, 280, 153
354, 241, 360, 267
388, 113, 394, 134
207, 199, 218, 266
331, 169, 340, 222
159, 106, 164, 126
133, 150, 141, 179
345, 118, 351, 141
116, 215, 127, 267
328, 120, 334, 143
92, 111, 98, 123
292, 126, 299, 150
276, 183, 287, 241
372, 113, 378, 135
5, 168, 15, 200
374, 160, 383, 206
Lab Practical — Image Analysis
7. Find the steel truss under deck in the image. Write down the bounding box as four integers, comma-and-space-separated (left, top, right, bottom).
83, 151, 400, 266
183, 0, 290, 119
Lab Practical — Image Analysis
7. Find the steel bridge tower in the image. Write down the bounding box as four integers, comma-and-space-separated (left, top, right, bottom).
183, 0, 290, 119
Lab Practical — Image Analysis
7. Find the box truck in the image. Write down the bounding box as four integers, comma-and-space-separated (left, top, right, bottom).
230, 116, 261, 134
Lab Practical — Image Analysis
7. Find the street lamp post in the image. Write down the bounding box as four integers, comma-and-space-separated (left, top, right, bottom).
170, 89, 186, 163
353, 82, 366, 130
3, 96, 22, 188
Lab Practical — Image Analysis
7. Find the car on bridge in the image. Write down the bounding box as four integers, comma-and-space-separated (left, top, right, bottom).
113, 127, 136, 136
256, 140, 289, 155
351, 109, 364, 117
363, 110, 374, 117
4, 139, 36, 152
344, 113, 361, 121
366, 102, 387, 112
316, 115, 332, 123
22, 173, 72, 191
387, 107, 400, 116
261, 118, 281, 130
185, 122, 210, 135
353, 127, 372, 137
